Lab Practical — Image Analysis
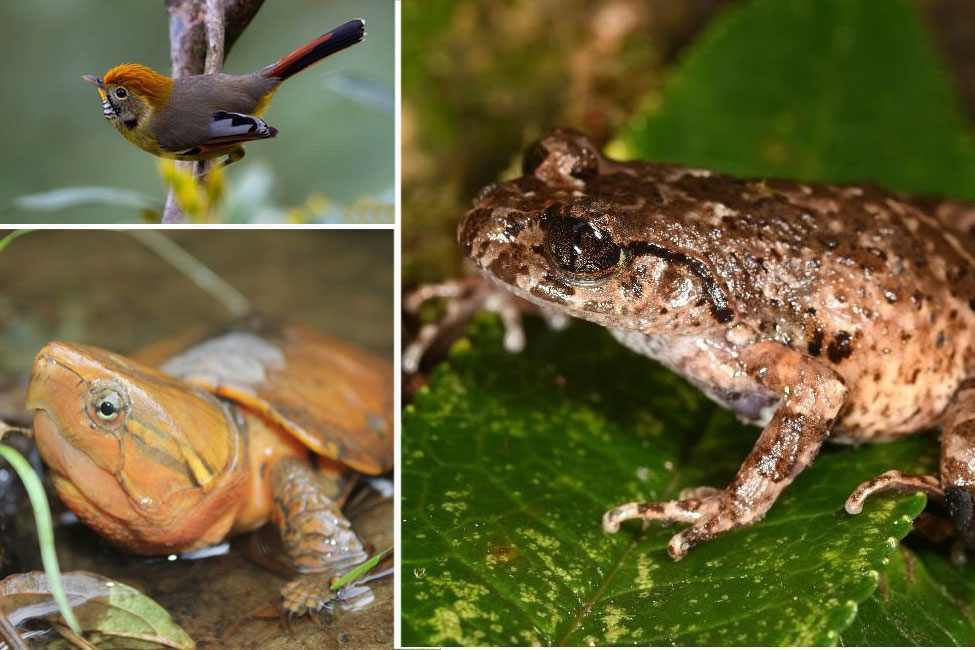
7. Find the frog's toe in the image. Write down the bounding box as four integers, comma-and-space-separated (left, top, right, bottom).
602, 492, 721, 533
844, 470, 943, 515
667, 529, 695, 560
281, 574, 336, 618
607, 490, 764, 559
403, 277, 527, 373
951, 539, 970, 565
666, 515, 729, 560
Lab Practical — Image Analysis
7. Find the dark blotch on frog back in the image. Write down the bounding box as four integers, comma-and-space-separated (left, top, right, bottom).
827, 331, 854, 363
807, 326, 825, 357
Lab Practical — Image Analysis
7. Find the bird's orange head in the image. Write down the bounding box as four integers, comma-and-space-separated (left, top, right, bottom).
82, 64, 173, 130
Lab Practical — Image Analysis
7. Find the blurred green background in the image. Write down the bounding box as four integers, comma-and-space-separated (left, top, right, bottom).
0, 0, 393, 224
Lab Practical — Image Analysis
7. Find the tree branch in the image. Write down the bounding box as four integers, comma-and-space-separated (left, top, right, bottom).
161, 0, 266, 223
204, 0, 226, 75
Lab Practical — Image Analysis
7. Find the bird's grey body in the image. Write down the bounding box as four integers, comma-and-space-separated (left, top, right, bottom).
152, 73, 280, 151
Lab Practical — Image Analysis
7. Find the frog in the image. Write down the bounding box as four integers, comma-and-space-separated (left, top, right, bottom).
456, 128, 975, 559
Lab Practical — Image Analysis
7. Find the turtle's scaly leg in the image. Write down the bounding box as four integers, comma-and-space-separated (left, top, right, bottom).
270, 457, 368, 615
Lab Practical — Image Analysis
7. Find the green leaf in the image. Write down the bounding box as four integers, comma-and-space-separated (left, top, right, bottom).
615, 0, 975, 200
840, 545, 975, 645
402, 319, 931, 646
0, 571, 194, 649
12, 187, 161, 213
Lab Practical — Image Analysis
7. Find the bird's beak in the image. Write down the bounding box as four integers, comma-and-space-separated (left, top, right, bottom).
82, 74, 104, 89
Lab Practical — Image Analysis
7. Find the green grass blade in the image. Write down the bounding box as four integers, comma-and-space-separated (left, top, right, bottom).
0, 230, 31, 253
331, 547, 392, 591
0, 443, 81, 635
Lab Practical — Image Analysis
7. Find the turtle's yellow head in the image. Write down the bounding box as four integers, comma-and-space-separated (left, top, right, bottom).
26, 342, 238, 552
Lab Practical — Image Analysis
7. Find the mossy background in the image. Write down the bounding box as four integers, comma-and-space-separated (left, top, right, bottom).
0, 0, 393, 224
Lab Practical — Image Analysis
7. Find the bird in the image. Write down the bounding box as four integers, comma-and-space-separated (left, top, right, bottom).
82, 18, 365, 167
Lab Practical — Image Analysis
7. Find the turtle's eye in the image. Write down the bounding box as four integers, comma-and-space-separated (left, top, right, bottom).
88, 386, 127, 428
98, 396, 119, 418
545, 217, 622, 281
114, 87, 128, 99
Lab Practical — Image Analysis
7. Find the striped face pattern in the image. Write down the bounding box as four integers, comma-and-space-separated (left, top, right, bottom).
101, 96, 115, 119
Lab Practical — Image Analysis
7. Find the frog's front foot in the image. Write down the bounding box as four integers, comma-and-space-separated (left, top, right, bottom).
605, 343, 845, 559
603, 489, 743, 560
403, 276, 529, 373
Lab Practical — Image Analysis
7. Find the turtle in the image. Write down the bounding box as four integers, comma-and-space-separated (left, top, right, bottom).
25, 315, 392, 615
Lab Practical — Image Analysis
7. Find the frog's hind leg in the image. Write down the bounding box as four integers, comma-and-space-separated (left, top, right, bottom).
604, 342, 847, 560
270, 457, 368, 616
844, 471, 943, 514
847, 379, 975, 549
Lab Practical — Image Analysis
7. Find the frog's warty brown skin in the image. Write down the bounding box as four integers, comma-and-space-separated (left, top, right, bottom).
458, 128, 975, 555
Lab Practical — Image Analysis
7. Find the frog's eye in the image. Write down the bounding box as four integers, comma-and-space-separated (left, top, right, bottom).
87, 385, 128, 430
545, 217, 622, 280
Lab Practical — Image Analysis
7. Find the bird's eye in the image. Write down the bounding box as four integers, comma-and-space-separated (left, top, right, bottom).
114, 87, 128, 99
88, 386, 126, 428
545, 216, 623, 281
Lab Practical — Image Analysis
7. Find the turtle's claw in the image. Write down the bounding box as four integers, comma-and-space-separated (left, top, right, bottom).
280, 574, 336, 618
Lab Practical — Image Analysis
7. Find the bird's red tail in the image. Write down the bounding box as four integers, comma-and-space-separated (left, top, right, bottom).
263, 19, 365, 81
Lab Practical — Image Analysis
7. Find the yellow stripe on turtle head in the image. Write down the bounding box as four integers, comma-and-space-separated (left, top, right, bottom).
126, 418, 216, 489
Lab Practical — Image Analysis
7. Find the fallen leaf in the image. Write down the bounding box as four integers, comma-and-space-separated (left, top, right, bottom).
0, 571, 194, 649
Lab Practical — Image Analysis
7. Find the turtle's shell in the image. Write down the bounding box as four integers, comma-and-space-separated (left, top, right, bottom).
136, 316, 392, 475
